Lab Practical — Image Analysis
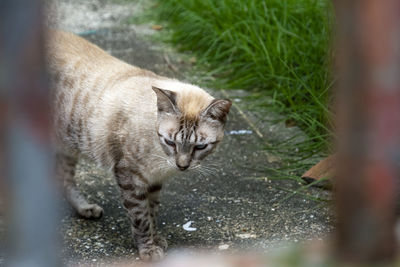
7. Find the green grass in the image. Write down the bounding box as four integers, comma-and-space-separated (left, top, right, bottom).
150, 0, 334, 183
155, 0, 333, 136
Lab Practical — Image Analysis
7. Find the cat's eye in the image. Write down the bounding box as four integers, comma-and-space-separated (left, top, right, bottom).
165, 138, 175, 146
195, 144, 207, 150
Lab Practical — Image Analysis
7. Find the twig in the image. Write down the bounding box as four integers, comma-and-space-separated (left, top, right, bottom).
163, 53, 179, 73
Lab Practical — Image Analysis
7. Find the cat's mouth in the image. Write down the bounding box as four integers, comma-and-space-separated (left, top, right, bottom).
175, 162, 202, 171
176, 164, 189, 171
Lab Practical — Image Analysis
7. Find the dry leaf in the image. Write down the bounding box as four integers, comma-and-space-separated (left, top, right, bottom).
285, 118, 296, 128
189, 56, 197, 64
151, 25, 163, 30
302, 155, 335, 189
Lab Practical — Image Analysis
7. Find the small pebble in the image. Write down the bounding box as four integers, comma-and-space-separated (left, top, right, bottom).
183, 221, 197, 231
218, 244, 229, 250
236, 233, 256, 239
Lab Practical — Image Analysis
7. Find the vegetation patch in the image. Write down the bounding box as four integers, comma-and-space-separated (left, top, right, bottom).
131, 0, 334, 186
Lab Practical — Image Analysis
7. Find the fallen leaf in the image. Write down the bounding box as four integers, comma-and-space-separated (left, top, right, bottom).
302, 155, 335, 189
151, 25, 163, 30
266, 153, 280, 163
189, 56, 197, 64
285, 118, 297, 128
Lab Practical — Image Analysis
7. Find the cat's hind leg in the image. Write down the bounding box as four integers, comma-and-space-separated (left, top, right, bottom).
56, 152, 103, 219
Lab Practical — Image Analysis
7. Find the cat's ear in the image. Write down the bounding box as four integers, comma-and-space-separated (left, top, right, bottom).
201, 99, 232, 123
152, 86, 179, 114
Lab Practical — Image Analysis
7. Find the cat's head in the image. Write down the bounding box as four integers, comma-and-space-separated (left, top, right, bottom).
152, 85, 231, 171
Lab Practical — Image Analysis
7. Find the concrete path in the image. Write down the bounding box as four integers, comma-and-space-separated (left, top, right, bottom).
48, 0, 332, 265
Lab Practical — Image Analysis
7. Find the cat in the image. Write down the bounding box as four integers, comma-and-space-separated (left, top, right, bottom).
46, 30, 231, 261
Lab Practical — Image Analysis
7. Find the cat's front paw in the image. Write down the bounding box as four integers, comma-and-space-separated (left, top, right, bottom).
77, 204, 103, 219
154, 235, 168, 250
139, 245, 165, 261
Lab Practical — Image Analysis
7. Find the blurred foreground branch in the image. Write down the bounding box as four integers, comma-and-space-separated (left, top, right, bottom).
0, 0, 60, 266
334, 0, 400, 263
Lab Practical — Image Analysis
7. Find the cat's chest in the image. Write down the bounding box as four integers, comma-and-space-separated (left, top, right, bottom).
142, 155, 178, 183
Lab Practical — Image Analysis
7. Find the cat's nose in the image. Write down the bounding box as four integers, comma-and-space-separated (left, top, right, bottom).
177, 164, 189, 171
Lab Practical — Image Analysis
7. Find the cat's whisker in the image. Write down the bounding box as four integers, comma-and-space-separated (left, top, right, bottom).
150, 154, 176, 169
205, 163, 219, 170
188, 163, 218, 178
151, 154, 169, 161
194, 168, 206, 179
200, 167, 212, 178
199, 165, 218, 178
190, 165, 202, 170
202, 167, 217, 174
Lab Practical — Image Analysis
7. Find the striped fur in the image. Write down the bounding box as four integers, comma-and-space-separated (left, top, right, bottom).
47, 30, 231, 261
